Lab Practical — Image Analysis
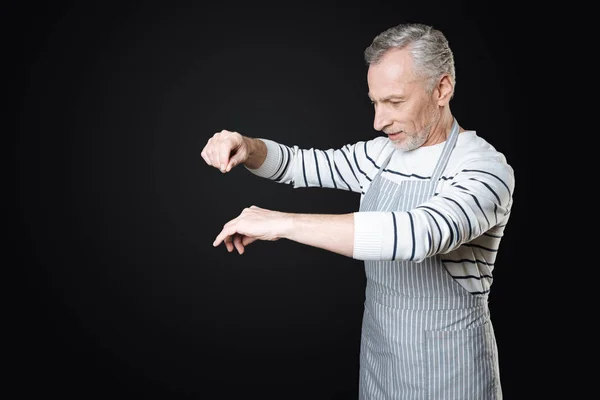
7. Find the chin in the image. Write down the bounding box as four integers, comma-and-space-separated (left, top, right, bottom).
387, 133, 407, 151
390, 133, 426, 152
390, 140, 410, 152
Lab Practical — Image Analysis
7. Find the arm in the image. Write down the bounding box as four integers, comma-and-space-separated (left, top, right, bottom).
212, 206, 355, 257
286, 213, 354, 257
242, 136, 268, 170
246, 138, 389, 194
201, 129, 387, 193
214, 158, 514, 261
353, 158, 515, 261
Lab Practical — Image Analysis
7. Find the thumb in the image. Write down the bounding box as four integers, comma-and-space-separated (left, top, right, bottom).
242, 236, 257, 246
218, 147, 231, 173
226, 152, 245, 172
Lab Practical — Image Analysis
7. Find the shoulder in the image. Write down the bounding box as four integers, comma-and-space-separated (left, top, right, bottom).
453, 132, 512, 167
450, 131, 515, 188
357, 135, 393, 161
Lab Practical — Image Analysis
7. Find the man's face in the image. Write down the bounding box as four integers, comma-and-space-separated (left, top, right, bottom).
367, 48, 440, 151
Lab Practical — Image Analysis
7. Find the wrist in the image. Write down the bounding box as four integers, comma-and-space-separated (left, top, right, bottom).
279, 212, 296, 240
243, 137, 263, 169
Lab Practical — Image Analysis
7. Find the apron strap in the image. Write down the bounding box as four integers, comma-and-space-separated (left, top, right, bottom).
376, 150, 395, 178
426, 118, 460, 197
373, 118, 460, 190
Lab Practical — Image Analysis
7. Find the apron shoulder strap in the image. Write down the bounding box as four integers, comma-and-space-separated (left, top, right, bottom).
430, 118, 460, 184
371, 148, 395, 181
371, 118, 460, 190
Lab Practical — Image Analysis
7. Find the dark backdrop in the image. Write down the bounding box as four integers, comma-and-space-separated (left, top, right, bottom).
13, 2, 531, 399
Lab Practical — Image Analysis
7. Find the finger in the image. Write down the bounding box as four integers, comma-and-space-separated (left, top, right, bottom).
224, 235, 234, 252
233, 234, 245, 254
218, 147, 231, 173
226, 152, 243, 172
205, 148, 218, 169
213, 227, 233, 247
202, 138, 217, 166
208, 148, 220, 169
226, 156, 238, 172
242, 236, 257, 247
201, 150, 211, 166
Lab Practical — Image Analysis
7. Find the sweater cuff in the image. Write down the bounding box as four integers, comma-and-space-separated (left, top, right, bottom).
353, 212, 395, 260
245, 139, 282, 179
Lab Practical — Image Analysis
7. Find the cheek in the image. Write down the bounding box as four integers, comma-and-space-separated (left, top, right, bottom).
411, 102, 436, 121
393, 104, 419, 122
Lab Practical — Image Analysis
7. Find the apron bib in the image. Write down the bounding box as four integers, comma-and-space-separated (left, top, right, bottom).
358, 120, 502, 399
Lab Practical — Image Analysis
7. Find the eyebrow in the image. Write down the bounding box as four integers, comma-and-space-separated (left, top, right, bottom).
367, 93, 406, 102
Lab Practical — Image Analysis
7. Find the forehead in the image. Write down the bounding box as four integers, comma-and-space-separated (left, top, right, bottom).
367, 48, 421, 97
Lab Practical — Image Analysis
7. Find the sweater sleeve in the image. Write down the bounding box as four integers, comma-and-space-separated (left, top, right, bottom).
352, 156, 515, 261
245, 138, 386, 194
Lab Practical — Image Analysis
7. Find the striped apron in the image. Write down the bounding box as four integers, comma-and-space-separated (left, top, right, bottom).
358, 120, 502, 399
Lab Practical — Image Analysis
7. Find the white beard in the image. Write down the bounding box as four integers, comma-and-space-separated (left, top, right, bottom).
390, 106, 440, 151
390, 130, 428, 151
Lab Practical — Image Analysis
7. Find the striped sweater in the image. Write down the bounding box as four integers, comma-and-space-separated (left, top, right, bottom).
246, 131, 515, 294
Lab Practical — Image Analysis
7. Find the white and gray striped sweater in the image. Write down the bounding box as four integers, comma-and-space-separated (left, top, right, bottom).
246, 131, 515, 295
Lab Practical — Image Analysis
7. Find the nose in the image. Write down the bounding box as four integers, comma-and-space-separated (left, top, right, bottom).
373, 106, 391, 132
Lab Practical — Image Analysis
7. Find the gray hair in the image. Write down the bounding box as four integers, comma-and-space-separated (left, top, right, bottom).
364, 23, 456, 94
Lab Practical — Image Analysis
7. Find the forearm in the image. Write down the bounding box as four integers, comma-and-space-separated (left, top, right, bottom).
283, 213, 355, 258
243, 138, 368, 194
242, 137, 268, 169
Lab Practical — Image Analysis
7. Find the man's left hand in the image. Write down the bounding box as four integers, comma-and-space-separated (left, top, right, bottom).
213, 205, 291, 254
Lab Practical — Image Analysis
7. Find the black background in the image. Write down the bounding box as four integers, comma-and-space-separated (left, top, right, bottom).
12, 2, 532, 399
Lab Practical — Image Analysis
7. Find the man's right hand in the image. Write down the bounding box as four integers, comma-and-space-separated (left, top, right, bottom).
201, 130, 250, 173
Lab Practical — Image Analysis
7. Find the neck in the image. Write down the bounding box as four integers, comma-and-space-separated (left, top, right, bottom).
422, 109, 459, 147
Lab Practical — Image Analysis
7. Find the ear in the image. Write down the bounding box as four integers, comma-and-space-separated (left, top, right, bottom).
435, 74, 454, 106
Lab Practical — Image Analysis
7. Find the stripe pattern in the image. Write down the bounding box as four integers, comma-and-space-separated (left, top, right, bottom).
358, 122, 502, 399
257, 134, 512, 294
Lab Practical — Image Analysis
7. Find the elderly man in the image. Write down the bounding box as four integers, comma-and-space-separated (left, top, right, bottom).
202, 22, 514, 400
